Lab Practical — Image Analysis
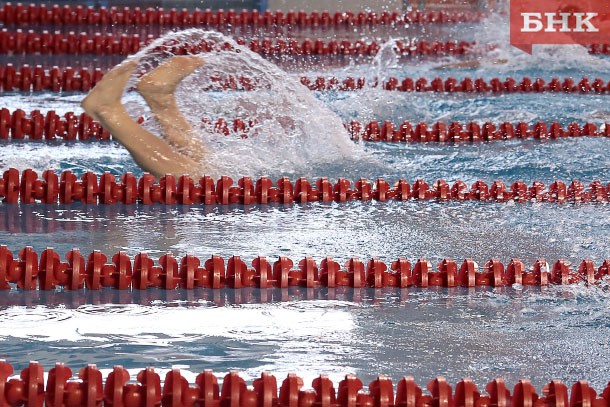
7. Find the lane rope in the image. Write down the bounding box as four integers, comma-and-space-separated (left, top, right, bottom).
0, 30, 484, 56
1, 108, 609, 142
1, 360, 608, 407
1, 63, 610, 95
0, 4, 485, 26
2, 29, 609, 57
1, 246, 609, 290
0, 169, 608, 205
0, 109, 109, 140
349, 120, 610, 141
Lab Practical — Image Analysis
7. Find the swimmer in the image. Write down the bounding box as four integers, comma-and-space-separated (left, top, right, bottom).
81, 55, 210, 178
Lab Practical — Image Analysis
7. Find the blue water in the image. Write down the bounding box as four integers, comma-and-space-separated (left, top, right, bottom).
0, 13, 609, 392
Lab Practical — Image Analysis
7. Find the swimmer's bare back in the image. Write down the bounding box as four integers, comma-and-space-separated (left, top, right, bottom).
82, 56, 210, 178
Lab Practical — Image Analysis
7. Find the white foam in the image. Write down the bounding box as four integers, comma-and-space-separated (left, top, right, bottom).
442, 13, 610, 74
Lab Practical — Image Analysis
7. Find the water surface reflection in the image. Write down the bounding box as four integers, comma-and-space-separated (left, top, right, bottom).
0, 286, 608, 388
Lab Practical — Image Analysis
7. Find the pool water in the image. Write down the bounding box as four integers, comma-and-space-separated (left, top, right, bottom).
0, 11, 609, 392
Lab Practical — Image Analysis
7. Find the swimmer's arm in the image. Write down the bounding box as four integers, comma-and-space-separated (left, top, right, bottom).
82, 58, 201, 178
94, 106, 199, 178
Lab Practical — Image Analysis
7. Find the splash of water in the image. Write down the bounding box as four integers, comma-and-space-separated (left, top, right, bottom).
437, 13, 610, 75
123, 29, 370, 179
370, 38, 401, 85
318, 12, 610, 125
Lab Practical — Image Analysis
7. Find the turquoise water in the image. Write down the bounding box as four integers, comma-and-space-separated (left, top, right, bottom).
0, 14, 609, 391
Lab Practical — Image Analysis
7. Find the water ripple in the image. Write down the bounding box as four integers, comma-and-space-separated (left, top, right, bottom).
0, 306, 72, 327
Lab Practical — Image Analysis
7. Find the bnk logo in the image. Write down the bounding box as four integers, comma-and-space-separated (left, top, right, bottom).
510, 0, 610, 53
521, 12, 599, 32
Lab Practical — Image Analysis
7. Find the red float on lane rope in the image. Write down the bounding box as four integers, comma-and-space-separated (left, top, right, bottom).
0, 109, 110, 140
2, 109, 610, 142
0, 169, 608, 205
0, 360, 608, 407
0, 30, 484, 57
0, 3, 485, 26
348, 119, 610, 141
2, 63, 610, 96
0, 246, 609, 290
0, 64, 104, 92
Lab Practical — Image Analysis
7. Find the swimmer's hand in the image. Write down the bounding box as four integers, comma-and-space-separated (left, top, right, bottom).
136, 55, 205, 102
81, 58, 139, 123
